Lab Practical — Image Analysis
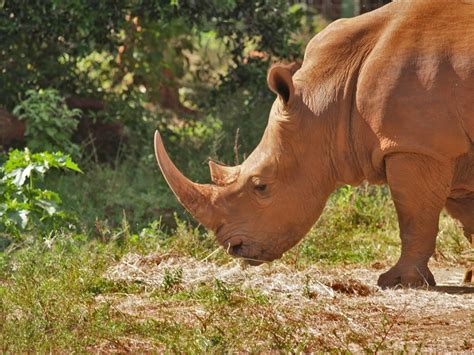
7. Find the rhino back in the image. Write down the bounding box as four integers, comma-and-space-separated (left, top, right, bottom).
356, 0, 474, 161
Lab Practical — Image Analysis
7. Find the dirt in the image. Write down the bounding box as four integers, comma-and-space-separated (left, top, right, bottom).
105, 254, 474, 352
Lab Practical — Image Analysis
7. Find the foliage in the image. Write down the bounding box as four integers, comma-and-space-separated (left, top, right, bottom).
13, 89, 81, 156
0, 1, 306, 159
0, 149, 82, 239
0, 0, 303, 102
0, 0, 127, 108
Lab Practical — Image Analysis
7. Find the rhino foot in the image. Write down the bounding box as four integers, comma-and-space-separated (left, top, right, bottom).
377, 263, 436, 289
464, 269, 473, 284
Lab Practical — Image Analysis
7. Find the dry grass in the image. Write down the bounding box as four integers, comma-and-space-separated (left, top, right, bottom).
102, 253, 474, 352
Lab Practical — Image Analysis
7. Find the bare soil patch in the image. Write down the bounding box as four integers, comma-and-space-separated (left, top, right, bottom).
104, 254, 474, 352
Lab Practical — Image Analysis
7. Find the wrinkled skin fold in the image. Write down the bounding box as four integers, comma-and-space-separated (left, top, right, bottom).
155, 0, 474, 288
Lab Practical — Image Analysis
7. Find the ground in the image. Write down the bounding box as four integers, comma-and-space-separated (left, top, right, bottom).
1, 189, 472, 352
100, 253, 473, 352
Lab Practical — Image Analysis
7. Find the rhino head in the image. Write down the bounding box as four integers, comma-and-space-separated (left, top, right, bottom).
155, 63, 338, 264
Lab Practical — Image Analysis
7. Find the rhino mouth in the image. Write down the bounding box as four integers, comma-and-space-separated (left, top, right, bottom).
221, 235, 278, 266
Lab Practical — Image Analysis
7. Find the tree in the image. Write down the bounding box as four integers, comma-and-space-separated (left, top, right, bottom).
0, 1, 303, 110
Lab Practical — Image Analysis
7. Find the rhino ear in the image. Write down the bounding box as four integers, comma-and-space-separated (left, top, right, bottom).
209, 160, 241, 186
267, 64, 296, 106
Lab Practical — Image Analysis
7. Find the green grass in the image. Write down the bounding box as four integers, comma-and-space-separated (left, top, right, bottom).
0, 234, 392, 352
47, 158, 179, 231
0, 166, 469, 351
285, 184, 400, 267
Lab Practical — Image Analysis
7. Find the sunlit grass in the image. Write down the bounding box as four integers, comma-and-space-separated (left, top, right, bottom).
0, 184, 469, 352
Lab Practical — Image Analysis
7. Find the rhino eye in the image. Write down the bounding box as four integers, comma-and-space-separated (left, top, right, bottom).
250, 177, 270, 196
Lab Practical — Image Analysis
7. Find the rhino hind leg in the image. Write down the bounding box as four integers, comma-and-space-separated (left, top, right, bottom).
445, 195, 474, 283
378, 153, 454, 288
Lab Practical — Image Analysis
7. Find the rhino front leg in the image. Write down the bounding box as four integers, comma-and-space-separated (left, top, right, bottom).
378, 153, 453, 288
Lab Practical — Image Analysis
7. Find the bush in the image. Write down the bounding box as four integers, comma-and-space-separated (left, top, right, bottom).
13, 89, 81, 157
0, 149, 82, 240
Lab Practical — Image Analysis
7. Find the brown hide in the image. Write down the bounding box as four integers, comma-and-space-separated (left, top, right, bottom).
155, 0, 474, 287
356, 1, 474, 162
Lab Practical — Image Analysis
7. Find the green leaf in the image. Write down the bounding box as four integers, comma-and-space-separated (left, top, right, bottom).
33, 164, 47, 174
45, 127, 57, 137
64, 157, 83, 173
6, 165, 34, 187
36, 198, 58, 215
8, 209, 29, 229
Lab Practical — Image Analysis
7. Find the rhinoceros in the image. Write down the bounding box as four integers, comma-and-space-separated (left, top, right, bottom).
154, 0, 474, 288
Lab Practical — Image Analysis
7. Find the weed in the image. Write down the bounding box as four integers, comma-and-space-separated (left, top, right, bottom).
162, 267, 183, 293
213, 278, 233, 303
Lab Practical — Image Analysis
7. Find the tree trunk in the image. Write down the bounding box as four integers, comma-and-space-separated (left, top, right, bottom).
0, 108, 25, 149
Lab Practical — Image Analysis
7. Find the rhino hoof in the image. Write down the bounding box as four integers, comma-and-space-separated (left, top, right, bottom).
464, 269, 473, 284
377, 265, 436, 289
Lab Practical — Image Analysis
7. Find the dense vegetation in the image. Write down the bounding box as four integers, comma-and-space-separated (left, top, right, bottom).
0, 1, 470, 352
1, 0, 315, 232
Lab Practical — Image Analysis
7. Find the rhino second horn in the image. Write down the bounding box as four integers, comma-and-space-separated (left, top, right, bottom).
154, 131, 218, 229
209, 160, 240, 185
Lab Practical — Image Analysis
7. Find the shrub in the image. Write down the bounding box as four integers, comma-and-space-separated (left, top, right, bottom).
0, 149, 82, 240
13, 89, 81, 156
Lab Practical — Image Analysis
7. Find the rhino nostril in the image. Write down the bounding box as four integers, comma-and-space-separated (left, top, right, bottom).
230, 243, 243, 256
225, 238, 243, 255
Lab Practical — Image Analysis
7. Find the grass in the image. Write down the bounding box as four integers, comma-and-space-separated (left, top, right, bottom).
0, 165, 471, 352
48, 158, 179, 231
285, 184, 400, 267
0, 239, 375, 352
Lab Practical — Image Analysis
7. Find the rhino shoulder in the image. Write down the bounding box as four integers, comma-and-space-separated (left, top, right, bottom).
356, 2, 474, 160
303, 11, 387, 68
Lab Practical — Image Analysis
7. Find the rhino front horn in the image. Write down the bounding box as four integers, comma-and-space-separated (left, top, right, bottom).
154, 131, 218, 229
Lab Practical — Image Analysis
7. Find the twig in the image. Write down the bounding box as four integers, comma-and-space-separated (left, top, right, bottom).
233, 128, 240, 165
200, 247, 222, 262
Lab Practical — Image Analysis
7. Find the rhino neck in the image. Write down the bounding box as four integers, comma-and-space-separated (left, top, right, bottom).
328, 62, 387, 187
294, 9, 387, 188
298, 82, 366, 190
330, 86, 367, 188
